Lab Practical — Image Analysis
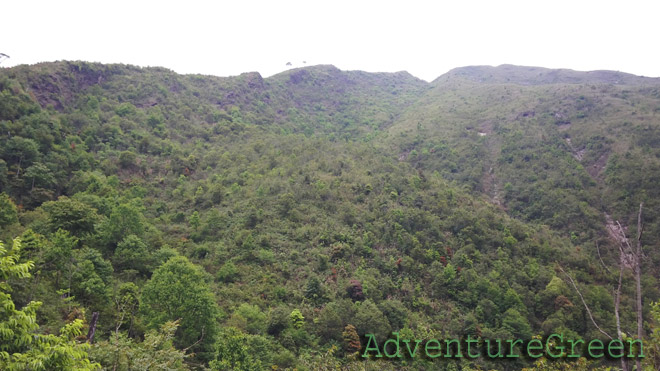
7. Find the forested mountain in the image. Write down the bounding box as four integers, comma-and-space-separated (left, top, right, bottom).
1, 61, 660, 370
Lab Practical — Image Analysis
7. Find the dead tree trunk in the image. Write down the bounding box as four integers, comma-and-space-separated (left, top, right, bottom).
87, 312, 99, 343
635, 203, 644, 371
615, 257, 628, 371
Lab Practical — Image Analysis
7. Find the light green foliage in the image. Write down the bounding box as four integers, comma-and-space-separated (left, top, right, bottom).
290, 309, 304, 329
44, 229, 76, 286
71, 247, 113, 307
215, 261, 238, 283
229, 303, 266, 335
2, 136, 40, 169
90, 320, 189, 371
501, 308, 533, 339
141, 256, 219, 362
113, 282, 139, 333
0, 238, 99, 370
644, 301, 660, 370
42, 229, 113, 307
101, 202, 145, 247
210, 327, 262, 371
113, 234, 151, 274
189, 211, 200, 230
0, 238, 33, 286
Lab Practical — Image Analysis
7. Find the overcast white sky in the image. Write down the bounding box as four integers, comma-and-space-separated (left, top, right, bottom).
3, 0, 659, 81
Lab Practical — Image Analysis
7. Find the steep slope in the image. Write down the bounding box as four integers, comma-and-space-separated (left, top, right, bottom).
387, 64, 660, 284
0, 62, 658, 370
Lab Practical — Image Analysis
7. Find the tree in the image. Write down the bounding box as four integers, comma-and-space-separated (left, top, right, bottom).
141, 256, 219, 363
342, 324, 361, 355
315, 303, 344, 342
118, 151, 137, 169
70, 247, 113, 308
266, 306, 290, 336
89, 320, 189, 371
645, 301, 660, 370
210, 327, 262, 371
43, 229, 76, 288
353, 299, 390, 340
112, 282, 139, 335
23, 162, 55, 191
2, 136, 40, 177
189, 211, 200, 231
501, 308, 532, 339
101, 202, 145, 248
560, 203, 647, 371
229, 303, 266, 335
0, 193, 18, 228
346, 279, 364, 301
113, 234, 151, 275
0, 160, 8, 190
290, 309, 304, 329
304, 276, 325, 304
41, 196, 99, 237
0, 238, 100, 370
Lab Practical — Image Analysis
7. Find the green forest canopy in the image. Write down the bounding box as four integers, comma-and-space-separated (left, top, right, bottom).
1, 61, 660, 369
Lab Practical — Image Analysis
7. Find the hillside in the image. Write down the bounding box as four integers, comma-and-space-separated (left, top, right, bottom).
1, 61, 659, 370
391, 64, 660, 240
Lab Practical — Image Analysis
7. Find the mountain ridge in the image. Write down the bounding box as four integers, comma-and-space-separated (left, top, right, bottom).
7, 60, 660, 88
436, 64, 660, 85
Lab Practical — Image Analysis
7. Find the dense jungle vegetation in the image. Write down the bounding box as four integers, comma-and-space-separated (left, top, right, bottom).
1, 61, 660, 370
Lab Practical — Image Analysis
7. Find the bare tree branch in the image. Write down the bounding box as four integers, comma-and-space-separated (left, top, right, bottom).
183, 325, 205, 353
615, 257, 628, 371
635, 203, 644, 371
558, 264, 613, 340
616, 221, 634, 254
596, 242, 611, 273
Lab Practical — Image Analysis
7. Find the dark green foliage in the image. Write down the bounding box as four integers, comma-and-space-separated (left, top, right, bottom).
40, 197, 99, 237
1, 61, 659, 369
304, 276, 325, 304
266, 306, 290, 336
353, 299, 391, 340
215, 261, 238, 283
0, 193, 18, 227
118, 151, 136, 169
